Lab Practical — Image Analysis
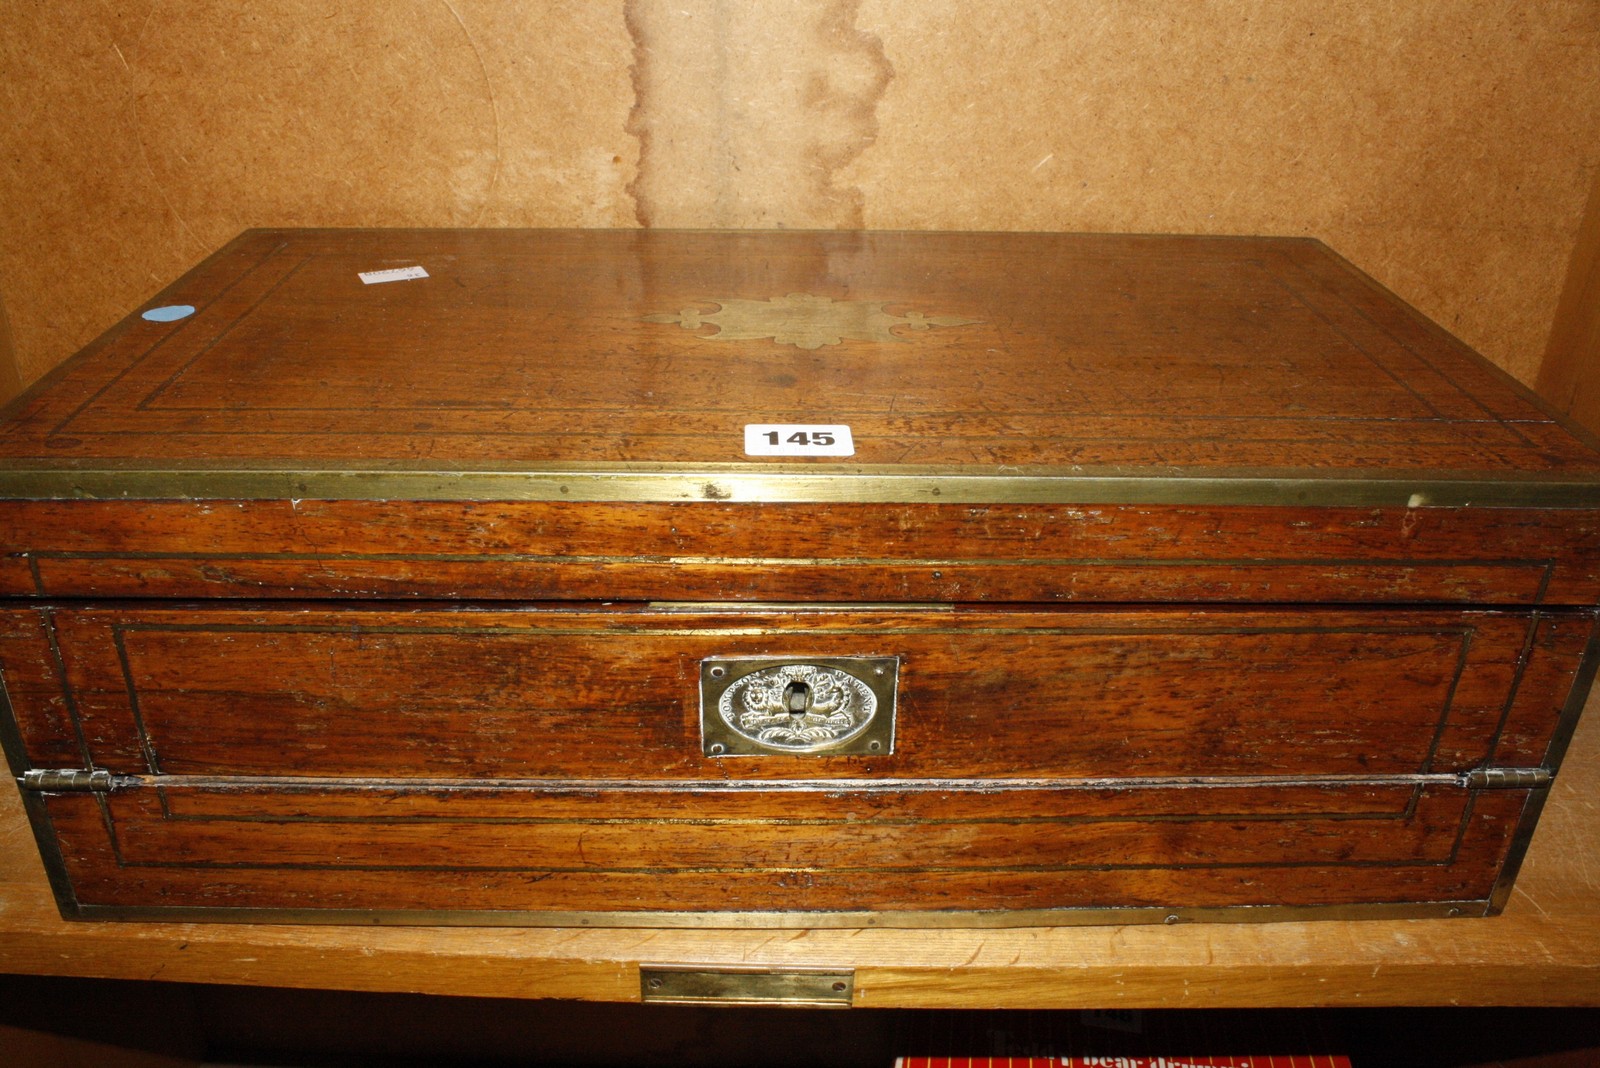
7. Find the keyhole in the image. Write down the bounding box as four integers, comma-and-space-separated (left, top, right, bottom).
783, 681, 811, 715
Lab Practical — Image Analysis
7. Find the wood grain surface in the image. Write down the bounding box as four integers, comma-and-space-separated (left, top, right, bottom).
2, 603, 1590, 921
2, 689, 1598, 1008
8, 498, 1600, 607
11, 604, 1581, 781
1, 230, 1592, 475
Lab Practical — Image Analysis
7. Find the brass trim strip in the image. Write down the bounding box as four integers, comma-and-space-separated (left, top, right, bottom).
125, 772, 1472, 792
67, 899, 1489, 928
3, 461, 1600, 508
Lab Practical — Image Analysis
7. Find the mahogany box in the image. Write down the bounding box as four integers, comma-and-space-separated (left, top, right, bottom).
2, 229, 1598, 927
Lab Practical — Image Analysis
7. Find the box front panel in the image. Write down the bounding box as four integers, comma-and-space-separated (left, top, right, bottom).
25, 605, 1580, 780
1, 603, 1592, 922
9, 499, 1600, 606
36, 782, 1526, 918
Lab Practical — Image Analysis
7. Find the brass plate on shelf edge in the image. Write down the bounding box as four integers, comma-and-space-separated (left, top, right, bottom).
640, 965, 855, 1007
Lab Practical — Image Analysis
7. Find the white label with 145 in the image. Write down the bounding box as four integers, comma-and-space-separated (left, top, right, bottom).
743, 424, 855, 457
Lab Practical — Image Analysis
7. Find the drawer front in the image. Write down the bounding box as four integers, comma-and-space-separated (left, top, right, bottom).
8, 604, 1592, 780
2, 603, 1594, 922
35, 779, 1535, 921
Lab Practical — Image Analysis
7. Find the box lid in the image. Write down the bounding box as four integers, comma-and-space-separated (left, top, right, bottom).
3, 228, 1598, 508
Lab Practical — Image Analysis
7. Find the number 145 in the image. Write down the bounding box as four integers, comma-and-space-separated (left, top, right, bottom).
763, 430, 836, 447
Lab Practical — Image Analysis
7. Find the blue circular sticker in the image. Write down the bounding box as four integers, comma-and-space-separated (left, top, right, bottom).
141, 304, 195, 322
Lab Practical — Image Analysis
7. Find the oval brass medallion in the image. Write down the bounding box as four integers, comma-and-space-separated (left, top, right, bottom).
700, 656, 898, 757
719, 663, 878, 752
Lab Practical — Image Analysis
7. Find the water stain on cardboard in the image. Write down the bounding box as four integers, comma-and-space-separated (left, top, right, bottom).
626, 0, 893, 229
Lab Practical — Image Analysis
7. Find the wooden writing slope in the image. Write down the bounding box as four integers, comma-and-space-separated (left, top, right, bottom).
1, 229, 1599, 1003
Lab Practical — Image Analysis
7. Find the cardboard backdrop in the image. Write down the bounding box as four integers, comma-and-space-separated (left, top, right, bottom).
3, 1, 1599, 402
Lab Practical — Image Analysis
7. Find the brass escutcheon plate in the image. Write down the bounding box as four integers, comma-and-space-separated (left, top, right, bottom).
700, 655, 898, 757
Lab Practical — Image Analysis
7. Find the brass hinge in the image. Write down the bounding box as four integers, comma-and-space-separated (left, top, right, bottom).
1461, 767, 1552, 790
20, 769, 114, 793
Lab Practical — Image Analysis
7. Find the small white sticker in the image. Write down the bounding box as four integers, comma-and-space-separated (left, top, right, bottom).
744, 424, 854, 457
359, 265, 429, 285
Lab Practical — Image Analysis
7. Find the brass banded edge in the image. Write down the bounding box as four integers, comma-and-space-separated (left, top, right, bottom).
2, 463, 1600, 508
122, 771, 1473, 792
66, 899, 1489, 928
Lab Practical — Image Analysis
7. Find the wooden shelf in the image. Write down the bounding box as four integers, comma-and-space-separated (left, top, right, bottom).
3, 693, 1598, 1009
